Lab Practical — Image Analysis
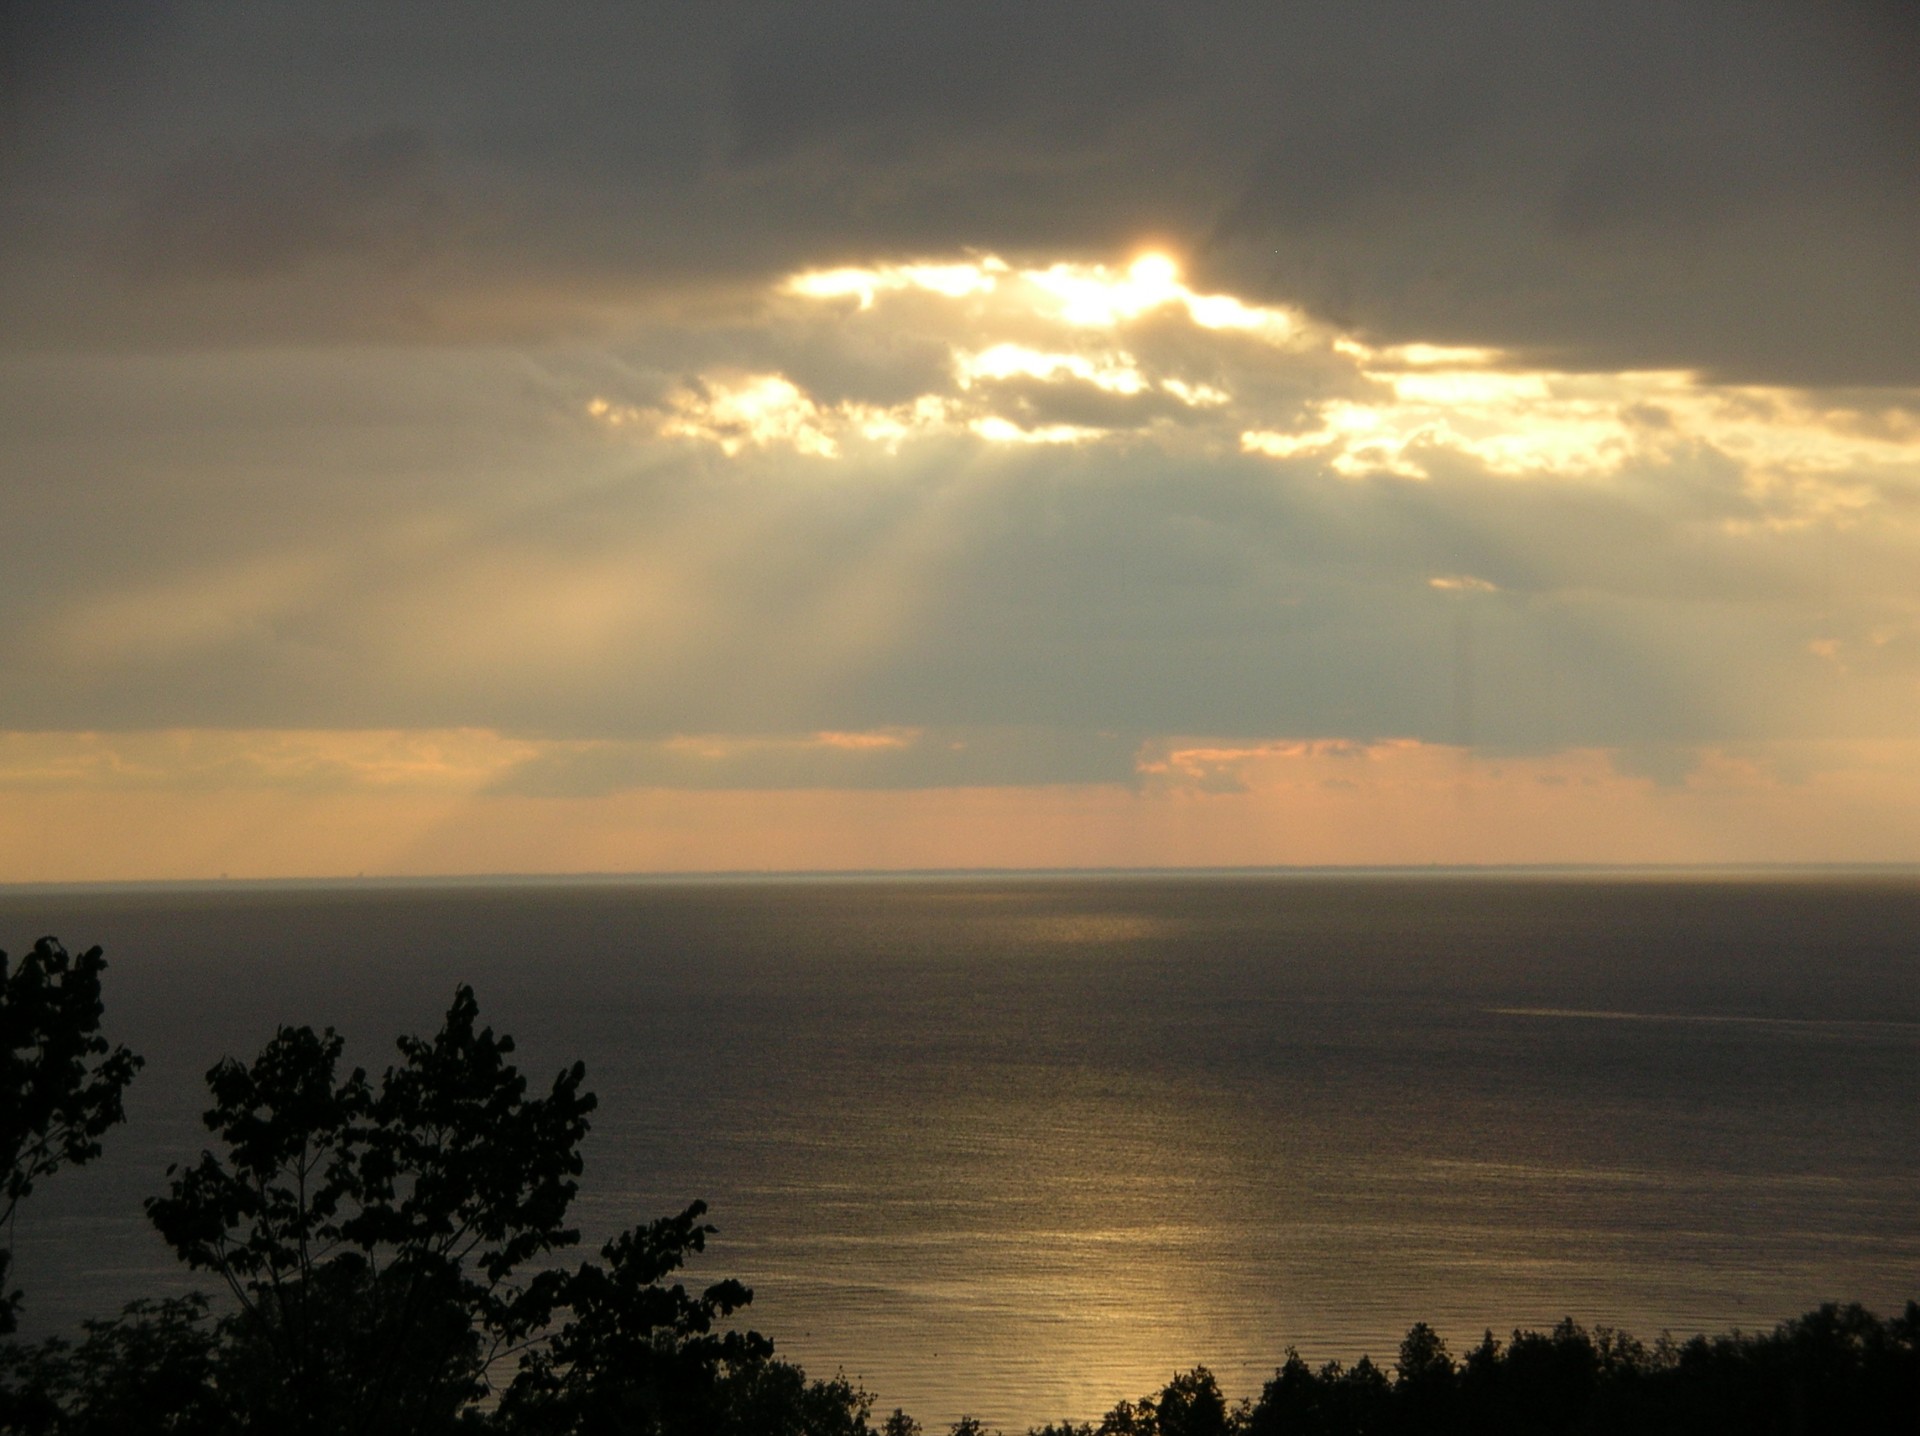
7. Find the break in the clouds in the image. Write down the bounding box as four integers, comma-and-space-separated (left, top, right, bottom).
1, 1, 1917, 875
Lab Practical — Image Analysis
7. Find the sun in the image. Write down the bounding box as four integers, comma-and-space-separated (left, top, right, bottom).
1127, 252, 1179, 286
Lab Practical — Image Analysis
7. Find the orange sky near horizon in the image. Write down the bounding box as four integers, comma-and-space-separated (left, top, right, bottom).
5, 733, 1918, 884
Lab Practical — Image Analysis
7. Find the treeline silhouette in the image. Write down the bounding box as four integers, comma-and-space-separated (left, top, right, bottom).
3, 937, 1915, 1435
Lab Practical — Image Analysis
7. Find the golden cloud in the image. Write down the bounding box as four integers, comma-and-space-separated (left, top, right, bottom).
574, 250, 1920, 535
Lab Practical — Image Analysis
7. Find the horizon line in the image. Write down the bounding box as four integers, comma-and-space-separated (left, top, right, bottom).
6, 859, 1920, 897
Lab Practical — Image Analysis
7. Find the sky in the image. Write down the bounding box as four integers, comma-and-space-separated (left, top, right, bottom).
3, 0, 1918, 880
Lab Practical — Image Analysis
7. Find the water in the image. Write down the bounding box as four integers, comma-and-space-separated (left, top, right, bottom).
3, 873, 1917, 1430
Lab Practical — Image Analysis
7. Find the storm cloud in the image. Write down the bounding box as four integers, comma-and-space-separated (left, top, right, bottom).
3, 1, 1913, 378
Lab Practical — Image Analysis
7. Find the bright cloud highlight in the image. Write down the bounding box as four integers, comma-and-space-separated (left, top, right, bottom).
659, 373, 844, 457
583, 252, 1920, 538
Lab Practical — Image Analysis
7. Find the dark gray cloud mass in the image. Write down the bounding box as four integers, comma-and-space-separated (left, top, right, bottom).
128, 127, 445, 280
3, 0, 1913, 380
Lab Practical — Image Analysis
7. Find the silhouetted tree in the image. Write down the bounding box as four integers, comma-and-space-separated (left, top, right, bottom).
0, 939, 141, 1335
1495, 1318, 1598, 1433
1155, 1368, 1231, 1436
121, 985, 872, 1436
1390, 1323, 1453, 1434
145, 986, 593, 1435
1332, 1356, 1391, 1434
1247, 1349, 1321, 1435
1248, 1305, 1920, 1435
1451, 1328, 1502, 1432
1652, 1301, 1920, 1436
706, 1361, 874, 1436
0, 1296, 227, 1436
1093, 1395, 1154, 1435
492, 1199, 815, 1435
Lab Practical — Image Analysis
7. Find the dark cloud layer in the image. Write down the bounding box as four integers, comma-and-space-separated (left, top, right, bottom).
3, 1, 1913, 380
128, 128, 444, 279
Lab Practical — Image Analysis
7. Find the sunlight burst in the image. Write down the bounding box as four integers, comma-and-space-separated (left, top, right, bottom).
580, 248, 1920, 529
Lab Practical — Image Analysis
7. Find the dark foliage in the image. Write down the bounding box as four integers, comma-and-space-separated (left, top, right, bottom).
1154, 1367, 1233, 1436
494, 1199, 871, 1435
0, 1296, 227, 1436
3, 960, 869, 1436
1243, 1306, 1920, 1436
0, 939, 142, 1335
144, 986, 594, 1434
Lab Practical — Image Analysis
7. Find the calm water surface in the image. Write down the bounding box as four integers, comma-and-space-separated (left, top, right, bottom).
3, 874, 1916, 1430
